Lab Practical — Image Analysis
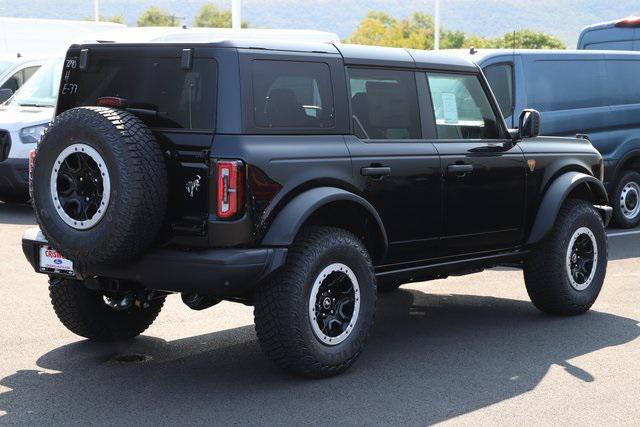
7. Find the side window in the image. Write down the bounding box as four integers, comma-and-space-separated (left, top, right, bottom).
349, 68, 420, 140
1, 69, 25, 92
23, 66, 40, 82
252, 60, 334, 129
483, 63, 514, 118
426, 72, 502, 140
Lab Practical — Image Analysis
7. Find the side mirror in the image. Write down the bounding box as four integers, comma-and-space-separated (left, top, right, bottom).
518, 109, 541, 139
0, 88, 13, 104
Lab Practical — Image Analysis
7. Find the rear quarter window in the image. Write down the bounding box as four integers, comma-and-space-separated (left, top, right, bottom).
58, 52, 217, 130
251, 60, 335, 130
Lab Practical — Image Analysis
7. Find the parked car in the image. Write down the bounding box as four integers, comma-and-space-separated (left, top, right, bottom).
453, 49, 640, 228
0, 56, 46, 103
23, 38, 610, 378
577, 16, 640, 50
0, 58, 62, 202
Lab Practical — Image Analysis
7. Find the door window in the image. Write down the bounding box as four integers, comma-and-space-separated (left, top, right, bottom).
426, 72, 502, 140
349, 68, 420, 140
483, 63, 514, 118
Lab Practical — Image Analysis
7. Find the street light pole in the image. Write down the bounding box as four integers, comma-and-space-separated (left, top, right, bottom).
232, 0, 241, 29
94, 0, 99, 22
434, 0, 440, 50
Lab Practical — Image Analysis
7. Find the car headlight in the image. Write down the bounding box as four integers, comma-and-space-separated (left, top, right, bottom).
19, 123, 49, 144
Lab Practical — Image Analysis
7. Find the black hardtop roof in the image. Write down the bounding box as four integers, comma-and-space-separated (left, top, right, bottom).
73, 36, 479, 72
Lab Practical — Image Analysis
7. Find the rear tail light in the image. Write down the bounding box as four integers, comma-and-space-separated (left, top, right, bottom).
96, 97, 126, 108
216, 160, 244, 219
28, 149, 36, 198
616, 16, 640, 27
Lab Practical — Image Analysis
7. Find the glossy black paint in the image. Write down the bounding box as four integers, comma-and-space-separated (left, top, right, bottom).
45, 41, 608, 297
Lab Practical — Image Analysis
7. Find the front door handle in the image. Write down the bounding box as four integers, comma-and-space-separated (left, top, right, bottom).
361, 166, 391, 178
448, 164, 474, 177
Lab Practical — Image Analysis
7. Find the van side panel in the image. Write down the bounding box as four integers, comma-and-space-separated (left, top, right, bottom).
577, 25, 638, 51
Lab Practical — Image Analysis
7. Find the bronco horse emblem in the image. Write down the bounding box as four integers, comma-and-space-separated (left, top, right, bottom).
186, 175, 201, 197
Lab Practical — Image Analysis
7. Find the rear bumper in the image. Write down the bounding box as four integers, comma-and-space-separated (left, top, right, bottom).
22, 228, 287, 298
0, 158, 28, 197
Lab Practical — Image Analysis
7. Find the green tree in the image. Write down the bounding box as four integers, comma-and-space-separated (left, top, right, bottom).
84, 15, 125, 24
193, 2, 249, 28
137, 6, 180, 27
346, 11, 565, 51
494, 29, 565, 49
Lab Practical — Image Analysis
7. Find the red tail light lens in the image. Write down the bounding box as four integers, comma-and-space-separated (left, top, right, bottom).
28, 149, 36, 198
96, 97, 126, 108
216, 160, 244, 219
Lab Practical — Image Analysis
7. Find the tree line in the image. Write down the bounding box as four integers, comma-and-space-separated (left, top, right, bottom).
91, 4, 565, 50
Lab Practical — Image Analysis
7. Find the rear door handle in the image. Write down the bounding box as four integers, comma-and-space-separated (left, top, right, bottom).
361, 166, 391, 178
448, 164, 474, 176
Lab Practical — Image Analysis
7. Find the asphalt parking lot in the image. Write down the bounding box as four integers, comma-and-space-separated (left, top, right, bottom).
0, 201, 638, 425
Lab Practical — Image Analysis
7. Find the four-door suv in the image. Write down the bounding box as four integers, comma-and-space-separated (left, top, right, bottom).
23, 36, 611, 378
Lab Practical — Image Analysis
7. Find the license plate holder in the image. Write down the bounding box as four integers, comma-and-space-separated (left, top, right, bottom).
38, 246, 75, 276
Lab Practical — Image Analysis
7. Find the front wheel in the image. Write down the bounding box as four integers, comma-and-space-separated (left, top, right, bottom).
254, 226, 377, 378
611, 170, 640, 228
524, 199, 607, 315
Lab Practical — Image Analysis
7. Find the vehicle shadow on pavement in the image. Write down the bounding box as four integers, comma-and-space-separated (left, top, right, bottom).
0, 202, 35, 225
0, 290, 638, 425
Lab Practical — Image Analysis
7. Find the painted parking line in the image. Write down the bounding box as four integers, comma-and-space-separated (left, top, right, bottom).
607, 230, 640, 237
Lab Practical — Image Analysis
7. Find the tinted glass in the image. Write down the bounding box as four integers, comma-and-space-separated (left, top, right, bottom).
1, 69, 24, 92
23, 66, 40, 81
58, 54, 217, 130
483, 63, 514, 117
252, 60, 334, 129
527, 60, 606, 111
427, 72, 501, 140
349, 68, 420, 139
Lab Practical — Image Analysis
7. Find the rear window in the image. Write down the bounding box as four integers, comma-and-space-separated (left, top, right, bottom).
57, 51, 217, 130
251, 60, 335, 129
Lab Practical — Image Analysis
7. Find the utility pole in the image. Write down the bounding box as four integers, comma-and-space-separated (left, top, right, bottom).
94, 0, 99, 22
434, 0, 440, 50
232, 0, 241, 29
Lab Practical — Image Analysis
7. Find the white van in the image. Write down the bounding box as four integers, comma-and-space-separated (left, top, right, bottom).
0, 58, 62, 202
0, 56, 47, 102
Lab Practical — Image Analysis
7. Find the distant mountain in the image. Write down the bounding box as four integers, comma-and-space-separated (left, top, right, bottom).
1, 0, 639, 47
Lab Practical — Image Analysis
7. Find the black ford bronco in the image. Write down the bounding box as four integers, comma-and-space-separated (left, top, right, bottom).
22, 36, 612, 378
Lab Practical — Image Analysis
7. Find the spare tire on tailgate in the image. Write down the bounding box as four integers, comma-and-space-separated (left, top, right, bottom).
32, 107, 168, 265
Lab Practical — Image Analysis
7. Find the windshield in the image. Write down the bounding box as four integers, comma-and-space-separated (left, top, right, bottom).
10, 58, 63, 107
0, 61, 14, 75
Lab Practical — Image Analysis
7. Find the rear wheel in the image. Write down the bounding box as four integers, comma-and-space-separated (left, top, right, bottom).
524, 199, 607, 315
254, 226, 376, 378
49, 278, 164, 341
611, 170, 640, 228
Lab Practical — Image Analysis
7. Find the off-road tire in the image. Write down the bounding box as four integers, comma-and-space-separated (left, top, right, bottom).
611, 170, 640, 228
49, 277, 164, 341
524, 199, 607, 315
254, 226, 377, 378
32, 107, 167, 265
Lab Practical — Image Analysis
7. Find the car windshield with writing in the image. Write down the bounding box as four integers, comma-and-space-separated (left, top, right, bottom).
56, 48, 217, 130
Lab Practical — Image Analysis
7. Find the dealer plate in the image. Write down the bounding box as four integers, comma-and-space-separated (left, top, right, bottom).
39, 246, 75, 276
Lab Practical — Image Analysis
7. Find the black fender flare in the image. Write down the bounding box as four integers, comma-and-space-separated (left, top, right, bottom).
261, 186, 388, 258
527, 172, 610, 245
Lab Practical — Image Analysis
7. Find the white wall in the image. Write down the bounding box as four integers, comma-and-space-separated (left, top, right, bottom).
0, 17, 124, 58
